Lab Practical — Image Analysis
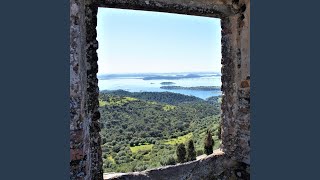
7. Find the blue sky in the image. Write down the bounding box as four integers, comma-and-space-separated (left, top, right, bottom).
97, 7, 221, 75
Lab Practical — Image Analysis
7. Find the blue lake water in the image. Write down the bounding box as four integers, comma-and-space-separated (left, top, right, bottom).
98, 75, 222, 99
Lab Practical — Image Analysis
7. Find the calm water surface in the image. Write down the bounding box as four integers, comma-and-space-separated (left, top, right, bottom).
98, 75, 222, 99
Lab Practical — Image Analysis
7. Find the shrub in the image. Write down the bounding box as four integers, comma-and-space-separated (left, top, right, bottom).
103, 154, 108, 159
160, 156, 176, 166
167, 156, 176, 165
112, 145, 121, 153
217, 124, 222, 139
196, 149, 204, 156
101, 138, 107, 145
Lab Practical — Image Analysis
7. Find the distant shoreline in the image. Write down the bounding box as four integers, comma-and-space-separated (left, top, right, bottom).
160, 86, 220, 91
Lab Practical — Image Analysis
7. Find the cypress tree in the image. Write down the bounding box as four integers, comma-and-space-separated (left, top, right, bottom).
204, 130, 214, 155
176, 143, 187, 163
187, 139, 196, 161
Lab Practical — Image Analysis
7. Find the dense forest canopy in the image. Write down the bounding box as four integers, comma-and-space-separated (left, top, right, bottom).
100, 90, 205, 105
99, 90, 222, 173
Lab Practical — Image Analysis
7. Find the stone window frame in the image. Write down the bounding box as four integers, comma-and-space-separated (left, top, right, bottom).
83, 0, 249, 178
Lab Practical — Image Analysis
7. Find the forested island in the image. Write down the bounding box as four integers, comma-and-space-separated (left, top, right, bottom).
143, 74, 202, 80
160, 82, 175, 85
160, 86, 220, 91
99, 90, 222, 173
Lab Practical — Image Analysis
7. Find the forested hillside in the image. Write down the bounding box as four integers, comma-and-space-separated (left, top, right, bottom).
99, 90, 222, 173
100, 90, 204, 105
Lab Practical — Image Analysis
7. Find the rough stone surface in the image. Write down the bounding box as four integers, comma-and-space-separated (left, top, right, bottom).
70, 0, 250, 179
70, 0, 89, 179
104, 153, 250, 180
70, 0, 103, 179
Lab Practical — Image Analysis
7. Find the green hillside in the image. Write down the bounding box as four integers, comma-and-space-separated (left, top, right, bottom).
99, 91, 221, 173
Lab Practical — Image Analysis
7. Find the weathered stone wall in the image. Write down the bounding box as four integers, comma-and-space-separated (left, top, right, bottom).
70, 0, 103, 179
70, 0, 90, 179
84, 1, 104, 179
220, 0, 250, 164
70, 0, 250, 179
106, 153, 250, 180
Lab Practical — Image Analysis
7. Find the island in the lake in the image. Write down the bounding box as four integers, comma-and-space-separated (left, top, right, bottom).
143, 74, 203, 80
160, 86, 220, 91
160, 82, 176, 85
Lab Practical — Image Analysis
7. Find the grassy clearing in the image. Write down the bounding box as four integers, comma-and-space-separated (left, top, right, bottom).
163, 133, 193, 145
162, 104, 176, 111
130, 144, 154, 153
107, 96, 138, 106
147, 101, 157, 105
124, 97, 138, 101
99, 99, 107, 107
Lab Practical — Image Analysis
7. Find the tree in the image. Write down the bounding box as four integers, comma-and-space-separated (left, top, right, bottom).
176, 143, 187, 163
217, 123, 222, 140
186, 140, 196, 161
204, 130, 214, 155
